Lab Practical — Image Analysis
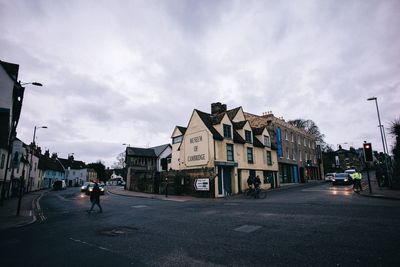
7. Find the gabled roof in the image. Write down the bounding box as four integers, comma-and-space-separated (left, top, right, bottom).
126, 147, 157, 157
151, 144, 171, 157
252, 127, 265, 136
233, 130, 246, 144
195, 109, 224, 140
227, 107, 241, 120
38, 155, 64, 172
0, 60, 19, 81
176, 126, 187, 135
233, 121, 247, 130
211, 113, 225, 125
253, 136, 265, 148
58, 158, 86, 169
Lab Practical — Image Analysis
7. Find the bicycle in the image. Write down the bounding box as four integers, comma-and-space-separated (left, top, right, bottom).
353, 179, 362, 193
243, 187, 267, 199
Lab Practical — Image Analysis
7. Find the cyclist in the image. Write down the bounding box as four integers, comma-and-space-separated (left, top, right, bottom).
253, 175, 261, 198
352, 170, 362, 192
247, 175, 254, 188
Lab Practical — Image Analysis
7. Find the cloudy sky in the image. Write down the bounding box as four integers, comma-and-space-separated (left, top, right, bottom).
1, 0, 399, 167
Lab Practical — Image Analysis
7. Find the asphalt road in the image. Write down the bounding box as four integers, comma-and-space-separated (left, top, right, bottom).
1, 182, 399, 267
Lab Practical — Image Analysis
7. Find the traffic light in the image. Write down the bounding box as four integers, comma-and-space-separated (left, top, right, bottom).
363, 143, 373, 162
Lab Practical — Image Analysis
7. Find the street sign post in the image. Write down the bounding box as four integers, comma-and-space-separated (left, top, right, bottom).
194, 178, 210, 191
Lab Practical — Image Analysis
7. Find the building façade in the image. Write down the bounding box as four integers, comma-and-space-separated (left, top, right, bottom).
170, 103, 279, 198
245, 111, 322, 183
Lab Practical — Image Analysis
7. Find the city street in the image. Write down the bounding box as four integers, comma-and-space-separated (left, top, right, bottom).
1, 182, 399, 267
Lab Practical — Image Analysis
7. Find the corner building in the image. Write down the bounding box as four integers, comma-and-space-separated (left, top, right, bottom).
171, 103, 279, 197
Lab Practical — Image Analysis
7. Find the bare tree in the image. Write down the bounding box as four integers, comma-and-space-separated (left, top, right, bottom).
287, 119, 326, 143
112, 151, 125, 169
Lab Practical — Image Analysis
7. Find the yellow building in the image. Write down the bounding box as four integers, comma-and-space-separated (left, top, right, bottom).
170, 103, 279, 198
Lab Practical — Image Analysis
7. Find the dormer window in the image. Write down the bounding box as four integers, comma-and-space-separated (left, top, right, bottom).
223, 124, 232, 138
172, 135, 183, 144
264, 135, 270, 147
245, 130, 252, 143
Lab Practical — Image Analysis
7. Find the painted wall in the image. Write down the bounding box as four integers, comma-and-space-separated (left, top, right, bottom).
157, 146, 172, 172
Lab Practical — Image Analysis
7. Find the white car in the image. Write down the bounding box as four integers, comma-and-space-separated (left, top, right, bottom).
325, 173, 336, 182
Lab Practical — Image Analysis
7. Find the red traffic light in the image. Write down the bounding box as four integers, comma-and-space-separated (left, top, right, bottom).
363, 142, 373, 162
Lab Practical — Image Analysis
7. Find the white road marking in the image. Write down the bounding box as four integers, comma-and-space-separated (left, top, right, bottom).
131, 205, 148, 208
234, 225, 262, 233
69, 238, 114, 253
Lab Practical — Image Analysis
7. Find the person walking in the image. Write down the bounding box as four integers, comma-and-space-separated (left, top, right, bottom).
88, 182, 103, 213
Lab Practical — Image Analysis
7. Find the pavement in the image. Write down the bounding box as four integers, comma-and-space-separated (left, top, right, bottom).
1, 179, 398, 231
0, 190, 47, 231
359, 176, 400, 200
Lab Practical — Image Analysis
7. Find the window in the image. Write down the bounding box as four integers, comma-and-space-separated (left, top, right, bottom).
247, 148, 254, 164
299, 150, 302, 161
245, 130, 252, 143
286, 147, 290, 159
305, 152, 308, 161
266, 151, 272, 165
292, 149, 296, 160
291, 133, 294, 142
223, 124, 232, 138
285, 129, 288, 140
304, 138, 307, 146
298, 136, 301, 145
172, 136, 183, 144
264, 135, 270, 147
227, 144, 234, 161
0, 154, 5, 169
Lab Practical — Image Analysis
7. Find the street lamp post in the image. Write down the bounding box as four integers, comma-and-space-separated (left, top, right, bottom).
0, 81, 43, 206
27, 126, 47, 192
367, 97, 391, 186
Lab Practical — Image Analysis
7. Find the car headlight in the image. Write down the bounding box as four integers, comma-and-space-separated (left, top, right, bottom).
89, 188, 93, 191
100, 188, 104, 191
344, 178, 348, 181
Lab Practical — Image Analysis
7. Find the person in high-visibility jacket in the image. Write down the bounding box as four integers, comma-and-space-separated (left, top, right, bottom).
352, 170, 362, 191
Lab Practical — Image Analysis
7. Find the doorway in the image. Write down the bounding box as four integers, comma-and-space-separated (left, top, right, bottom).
217, 166, 232, 197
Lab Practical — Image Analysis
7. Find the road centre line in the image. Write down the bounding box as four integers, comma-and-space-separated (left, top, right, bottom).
69, 238, 113, 252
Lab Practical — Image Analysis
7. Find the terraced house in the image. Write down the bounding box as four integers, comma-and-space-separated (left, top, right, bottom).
170, 103, 279, 198
245, 111, 322, 184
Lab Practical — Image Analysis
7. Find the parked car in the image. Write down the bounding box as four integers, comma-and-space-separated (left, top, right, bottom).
325, 173, 336, 182
81, 182, 94, 192
53, 180, 67, 190
85, 183, 105, 195
332, 173, 353, 185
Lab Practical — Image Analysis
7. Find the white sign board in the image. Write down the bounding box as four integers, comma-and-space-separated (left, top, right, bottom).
11, 139, 23, 168
184, 131, 209, 166
194, 178, 210, 191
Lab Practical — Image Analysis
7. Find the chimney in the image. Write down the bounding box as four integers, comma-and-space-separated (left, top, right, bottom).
211, 102, 227, 115
51, 153, 58, 159
44, 150, 50, 158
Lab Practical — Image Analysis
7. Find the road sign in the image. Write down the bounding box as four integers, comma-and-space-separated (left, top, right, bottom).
194, 178, 210, 191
